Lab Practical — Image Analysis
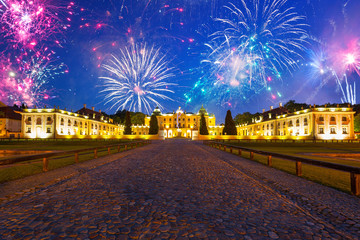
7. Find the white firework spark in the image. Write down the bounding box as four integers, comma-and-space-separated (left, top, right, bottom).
207, 0, 308, 89
100, 44, 176, 114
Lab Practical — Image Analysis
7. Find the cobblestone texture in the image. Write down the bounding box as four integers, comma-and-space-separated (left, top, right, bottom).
0, 140, 359, 239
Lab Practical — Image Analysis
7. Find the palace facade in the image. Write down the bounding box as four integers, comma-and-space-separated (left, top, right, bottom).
237, 104, 355, 140
20, 105, 124, 139
0, 101, 22, 138
139, 105, 221, 139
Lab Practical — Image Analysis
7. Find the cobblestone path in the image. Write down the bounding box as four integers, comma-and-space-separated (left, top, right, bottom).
0, 140, 359, 239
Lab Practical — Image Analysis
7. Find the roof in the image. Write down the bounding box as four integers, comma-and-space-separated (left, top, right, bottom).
76, 107, 106, 121
198, 105, 208, 116
253, 107, 289, 123
0, 106, 22, 120
152, 106, 162, 116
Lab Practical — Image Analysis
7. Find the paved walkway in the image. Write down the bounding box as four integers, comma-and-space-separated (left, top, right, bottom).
0, 140, 359, 239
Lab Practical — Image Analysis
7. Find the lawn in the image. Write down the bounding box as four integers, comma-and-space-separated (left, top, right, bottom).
0, 139, 137, 184
217, 140, 360, 194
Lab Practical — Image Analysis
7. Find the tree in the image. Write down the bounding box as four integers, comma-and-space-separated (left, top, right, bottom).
131, 112, 146, 125
149, 115, 159, 135
124, 111, 132, 135
199, 113, 209, 135
284, 100, 309, 112
223, 110, 237, 135
234, 112, 253, 125
355, 114, 360, 132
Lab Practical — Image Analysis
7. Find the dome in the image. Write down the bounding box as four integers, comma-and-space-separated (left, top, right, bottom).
152, 106, 162, 116
198, 105, 208, 116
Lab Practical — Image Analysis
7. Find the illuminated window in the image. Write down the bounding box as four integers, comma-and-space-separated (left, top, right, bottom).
342, 128, 348, 134
304, 129, 308, 134
319, 127, 324, 134
46, 128, 51, 133
330, 127, 336, 134
61, 128, 63, 134
26, 128, 31, 133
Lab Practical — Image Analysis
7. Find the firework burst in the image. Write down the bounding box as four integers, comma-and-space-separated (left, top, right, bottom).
100, 44, 176, 114
0, 0, 74, 49
0, 53, 67, 106
186, 0, 308, 107
210, 0, 308, 84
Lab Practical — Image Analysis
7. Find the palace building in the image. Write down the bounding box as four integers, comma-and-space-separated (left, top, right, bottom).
141, 105, 220, 139
237, 104, 355, 140
20, 105, 124, 139
0, 101, 22, 138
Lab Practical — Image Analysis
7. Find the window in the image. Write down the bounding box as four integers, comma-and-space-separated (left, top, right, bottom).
343, 128, 348, 134
289, 121, 293, 127
36, 118, 42, 125
80, 122, 83, 127
85, 123, 88, 128
304, 118, 308, 126
61, 128, 63, 134
271, 124, 273, 129
74, 121, 78, 127
188, 118, 190, 121
68, 129, 71, 135
47, 117, 52, 122
330, 116, 336, 122
169, 118, 171, 122
342, 117, 347, 122
183, 124, 185, 127
68, 120, 71, 126
27, 117, 31, 122
319, 116, 324, 122
304, 129, 308, 134
330, 127, 336, 134
26, 128, 31, 133
319, 127, 324, 134
164, 118, 166, 122
46, 128, 51, 133
267, 124, 269, 130
188, 124, 190, 128
296, 119, 300, 127
183, 118, 185, 121
60, 118, 64, 125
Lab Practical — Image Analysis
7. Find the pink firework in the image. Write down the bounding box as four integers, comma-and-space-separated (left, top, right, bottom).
0, 52, 66, 107
0, 0, 74, 49
329, 38, 360, 77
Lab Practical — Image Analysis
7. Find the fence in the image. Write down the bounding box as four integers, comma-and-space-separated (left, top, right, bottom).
204, 140, 360, 196
0, 140, 151, 172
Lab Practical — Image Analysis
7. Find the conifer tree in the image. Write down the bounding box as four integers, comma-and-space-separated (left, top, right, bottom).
199, 113, 209, 135
149, 114, 159, 135
124, 111, 132, 135
223, 110, 237, 135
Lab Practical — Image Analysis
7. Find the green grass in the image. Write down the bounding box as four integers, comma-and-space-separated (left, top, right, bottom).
0, 140, 140, 184
217, 141, 360, 193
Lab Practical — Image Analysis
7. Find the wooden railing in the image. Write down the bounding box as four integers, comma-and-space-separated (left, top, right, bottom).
0, 140, 151, 172
204, 140, 360, 196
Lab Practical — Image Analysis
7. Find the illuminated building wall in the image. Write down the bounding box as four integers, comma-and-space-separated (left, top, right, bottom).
20, 106, 124, 139
237, 105, 355, 140
0, 102, 22, 138
144, 105, 217, 138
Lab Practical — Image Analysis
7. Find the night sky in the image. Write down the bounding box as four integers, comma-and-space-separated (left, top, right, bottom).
1, 0, 360, 123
